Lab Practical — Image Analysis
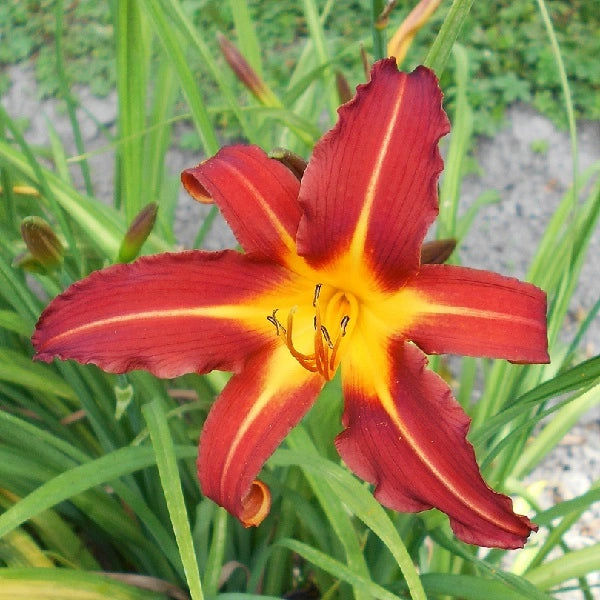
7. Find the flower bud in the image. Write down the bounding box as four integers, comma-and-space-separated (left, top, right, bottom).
375, 0, 398, 30
420, 238, 456, 264
217, 33, 279, 106
388, 0, 442, 65
269, 148, 308, 180
117, 203, 158, 263
20, 216, 64, 270
12, 251, 47, 274
336, 71, 353, 105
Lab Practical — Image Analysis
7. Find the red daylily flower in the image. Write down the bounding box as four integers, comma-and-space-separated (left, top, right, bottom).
32, 59, 549, 548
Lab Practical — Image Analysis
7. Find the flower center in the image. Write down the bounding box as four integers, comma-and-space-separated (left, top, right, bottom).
267, 283, 358, 380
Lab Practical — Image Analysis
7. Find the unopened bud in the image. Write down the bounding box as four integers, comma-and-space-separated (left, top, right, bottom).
388, 0, 442, 65
12, 251, 47, 274
20, 216, 64, 270
375, 0, 398, 30
269, 148, 308, 180
217, 33, 279, 106
360, 45, 371, 80
336, 71, 353, 105
117, 203, 158, 263
420, 239, 456, 264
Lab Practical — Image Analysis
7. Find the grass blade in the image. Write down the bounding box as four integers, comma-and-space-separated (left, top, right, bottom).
271, 447, 427, 600
0, 568, 169, 599
278, 538, 399, 600
424, 0, 474, 76
143, 399, 204, 600
525, 543, 600, 591
113, 0, 150, 219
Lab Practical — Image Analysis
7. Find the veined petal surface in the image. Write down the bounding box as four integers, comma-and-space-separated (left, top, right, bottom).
336, 339, 537, 548
33, 251, 294, 378
296, 59, 449, 290
397, 264, 549, 363
199, 342, 323, 526
182, 146, 303, 268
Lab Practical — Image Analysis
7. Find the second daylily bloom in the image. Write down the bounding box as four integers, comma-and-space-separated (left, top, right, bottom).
33, 59, 549, 548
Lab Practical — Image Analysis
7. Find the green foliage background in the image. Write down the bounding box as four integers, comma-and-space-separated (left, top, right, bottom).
0, 1, 599, 598
1, 0, 599, 134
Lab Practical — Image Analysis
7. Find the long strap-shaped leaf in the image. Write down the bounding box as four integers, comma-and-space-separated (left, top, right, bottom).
143, 399, 204, 600
271, 446, 427, 600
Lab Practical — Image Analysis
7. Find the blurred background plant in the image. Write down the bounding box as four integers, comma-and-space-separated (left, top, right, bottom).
0, 1, 598, 599
1, 1, 599, 135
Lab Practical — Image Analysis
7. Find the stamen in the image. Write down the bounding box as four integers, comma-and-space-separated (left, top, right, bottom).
312, 283, 322, 307
266, 309, 286, 335
320, 325, 334, 349
268, 286, 356, 381
286, 307, 314, 363
330, 316, 350, 371
340, 315, 350, 336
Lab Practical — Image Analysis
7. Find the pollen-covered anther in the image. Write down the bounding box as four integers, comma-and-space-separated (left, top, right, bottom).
267, 284, 356, 380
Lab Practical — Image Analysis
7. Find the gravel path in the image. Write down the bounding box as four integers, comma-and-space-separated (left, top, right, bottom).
3, 64, 599, 596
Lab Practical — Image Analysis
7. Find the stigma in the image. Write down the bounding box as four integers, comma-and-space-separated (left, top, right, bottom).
267, 284, 358, 380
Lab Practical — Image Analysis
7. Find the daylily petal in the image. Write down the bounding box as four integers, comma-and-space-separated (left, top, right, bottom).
336, 339, 537, 548
181, 146, 303, 268
296, 59, 449, 289
33, 251, 293, 378
395, 264, 549, 363
199, 342, 323, 526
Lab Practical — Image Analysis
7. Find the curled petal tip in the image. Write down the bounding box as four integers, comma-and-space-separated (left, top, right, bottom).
181, 169, 213, 203
240, 480, 272, 527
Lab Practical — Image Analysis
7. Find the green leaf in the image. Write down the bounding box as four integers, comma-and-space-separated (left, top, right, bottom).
0, 139, 171, 258
284, 428, 372, 600
143, 399, 204, 600
535, 485, 600, 526
0, 310, 31, 337
512, 383, 600, 477
0, 444, 196, 540
0, 348, 77, 401
438, 43, 473, 240
271, 446, 427, 600
428, 529, 552, 600
525, 543, 600, 590
425, 0, 475, 76
471, 355, 600, 446
278, 538, 399, 600
418, 573, 533, 600
0, 568, 168, 599
113, 0, 151, 220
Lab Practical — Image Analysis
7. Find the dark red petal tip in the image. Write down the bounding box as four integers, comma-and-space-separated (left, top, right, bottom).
297, 60, 450, 288
198, 344, 323, 526
337, 340, 537, 548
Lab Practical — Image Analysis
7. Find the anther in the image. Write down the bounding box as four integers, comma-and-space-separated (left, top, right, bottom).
267, 309, 286, 335
312, 283, 322, 307
340, 315, 350, 336
320, 325, 334, 349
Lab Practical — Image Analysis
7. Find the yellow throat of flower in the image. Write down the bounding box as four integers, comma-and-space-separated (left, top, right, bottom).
268, 283, 359, 380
